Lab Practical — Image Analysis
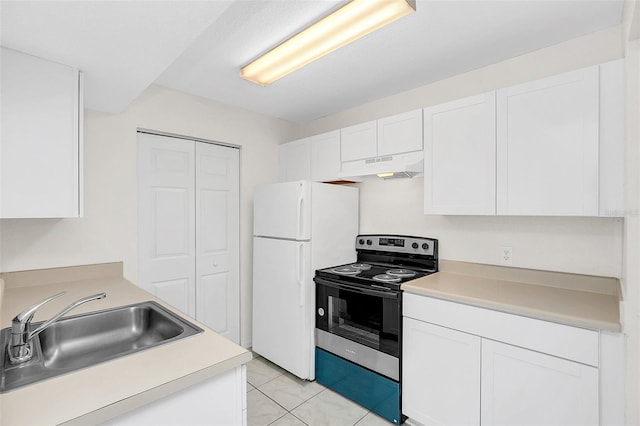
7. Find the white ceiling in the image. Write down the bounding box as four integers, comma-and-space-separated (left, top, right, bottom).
0, 0, 625, 123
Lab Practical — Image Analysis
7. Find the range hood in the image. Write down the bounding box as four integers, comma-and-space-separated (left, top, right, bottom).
339, 150, 423, 181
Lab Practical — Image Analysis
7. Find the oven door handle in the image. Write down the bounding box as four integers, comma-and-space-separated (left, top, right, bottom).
316, 278, 398, 299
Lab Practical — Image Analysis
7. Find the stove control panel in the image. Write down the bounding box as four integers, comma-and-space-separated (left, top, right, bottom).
356, 234, 437, 256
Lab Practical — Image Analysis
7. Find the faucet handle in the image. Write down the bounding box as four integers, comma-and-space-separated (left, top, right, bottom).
13, 291, 66, 324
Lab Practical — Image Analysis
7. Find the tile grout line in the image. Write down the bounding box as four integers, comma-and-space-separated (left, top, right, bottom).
255, 388, 291, 413
352, 410, 370, 426
267, 411, 310, 426
256, 385, 313, 426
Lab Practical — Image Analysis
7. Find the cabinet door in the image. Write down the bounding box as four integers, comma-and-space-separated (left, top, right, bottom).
278, 139, 311, 182
340, 120, 377, 162
1, 47, 82, 218
481, 339, 598, 426
377, 109, 423, 156
424, 93, 496, 215
310, 130, 341, 182
403, 317, 481, 426
497, 66, 599, 216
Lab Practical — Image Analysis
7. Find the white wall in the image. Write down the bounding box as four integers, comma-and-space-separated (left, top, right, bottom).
358, 178, 622, 276
0, 84, 294, 347
294, 25, 626, 278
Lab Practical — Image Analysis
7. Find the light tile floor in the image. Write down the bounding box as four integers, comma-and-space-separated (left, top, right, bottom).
247, 354, 392, 426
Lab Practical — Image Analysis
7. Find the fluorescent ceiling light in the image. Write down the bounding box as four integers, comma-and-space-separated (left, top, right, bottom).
240, 0, 416, 86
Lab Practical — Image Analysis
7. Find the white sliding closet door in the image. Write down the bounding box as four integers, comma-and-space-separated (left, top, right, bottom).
195, 142, 240, 343
138, 132, 240, 344
138, 133, 196, 317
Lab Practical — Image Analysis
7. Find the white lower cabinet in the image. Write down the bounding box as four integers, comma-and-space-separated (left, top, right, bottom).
481, 339, 598, 426
402, 293, 609, 426
104, 365, 247, 425
403, 317, 480, 425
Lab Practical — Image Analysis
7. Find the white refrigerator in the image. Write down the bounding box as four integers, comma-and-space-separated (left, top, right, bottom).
252, 181, 359, 380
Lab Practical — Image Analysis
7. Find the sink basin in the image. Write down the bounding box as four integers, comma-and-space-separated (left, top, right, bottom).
0, 301, 203, 393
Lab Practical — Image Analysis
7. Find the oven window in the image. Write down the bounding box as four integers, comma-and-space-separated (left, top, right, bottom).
327, 291, 399, 357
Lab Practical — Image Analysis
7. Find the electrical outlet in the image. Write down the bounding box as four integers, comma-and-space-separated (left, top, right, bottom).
499, 246, 513, 265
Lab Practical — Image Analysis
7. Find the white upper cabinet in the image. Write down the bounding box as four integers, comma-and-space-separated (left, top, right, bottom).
281, 110, 423, 181
279, 130, 342, 183
1, 48, 83, 218
278, 138, 311, 182
377, 109, 423, 156
341, 110, 423, 162
340, 120, 377, 162
424, 92, 496, 215
497, 65, 600, 216
423, 60, 624, 217
310, 130, 341, 182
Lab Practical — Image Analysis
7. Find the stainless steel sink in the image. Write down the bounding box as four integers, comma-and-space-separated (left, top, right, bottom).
1, 301, 203, 393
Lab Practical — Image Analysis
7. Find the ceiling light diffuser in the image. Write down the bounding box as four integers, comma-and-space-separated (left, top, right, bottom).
240, 0, 416, 86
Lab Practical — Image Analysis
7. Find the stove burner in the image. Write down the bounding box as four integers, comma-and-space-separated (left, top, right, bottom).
387, 269, 416, 278
372, 274, 402, 283
332, 266, 362, 275
351, 263, 372, 270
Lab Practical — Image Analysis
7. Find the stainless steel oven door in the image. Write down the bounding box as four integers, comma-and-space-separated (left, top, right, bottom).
314, 277, 401, 380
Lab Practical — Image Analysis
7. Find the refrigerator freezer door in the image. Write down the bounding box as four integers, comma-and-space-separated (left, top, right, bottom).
254, 181, 311, 240
252, 237, 314, 379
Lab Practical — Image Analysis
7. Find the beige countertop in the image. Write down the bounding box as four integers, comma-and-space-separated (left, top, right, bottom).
402, 260, 621, 332
0, 263, 252, 426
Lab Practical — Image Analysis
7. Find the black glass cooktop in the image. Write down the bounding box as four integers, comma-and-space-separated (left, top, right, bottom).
315, 262, 435, 290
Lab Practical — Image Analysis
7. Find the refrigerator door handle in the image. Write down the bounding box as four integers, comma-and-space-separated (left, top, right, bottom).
297, 243, 304, 307
297, 189, 304, 240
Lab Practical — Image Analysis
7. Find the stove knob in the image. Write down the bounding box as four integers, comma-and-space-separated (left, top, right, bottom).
366, 239, 373, 246
358, 239, 365, 245
422, 243, 429, 250
412, 242, 419, 249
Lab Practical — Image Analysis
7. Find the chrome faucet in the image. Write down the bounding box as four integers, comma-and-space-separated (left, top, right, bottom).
8, 291, 106, 364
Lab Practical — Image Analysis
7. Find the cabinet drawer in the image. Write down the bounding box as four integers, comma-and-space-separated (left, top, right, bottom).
403, 293, 599, 366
